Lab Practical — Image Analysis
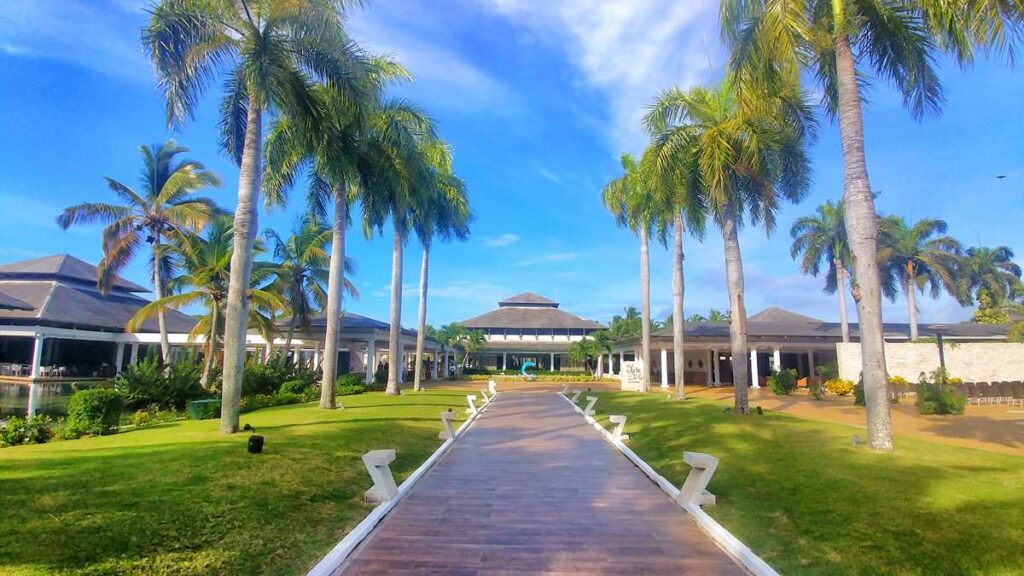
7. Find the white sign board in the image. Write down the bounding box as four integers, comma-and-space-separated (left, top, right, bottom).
620, 360, 645, 391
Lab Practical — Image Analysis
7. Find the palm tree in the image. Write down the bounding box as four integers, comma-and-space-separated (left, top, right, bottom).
877, 216, 961, 341
411, 163, 471, 392
790, 200, 852, 342
608, 306, 643, 339
642, 81, 811, 414
567, 337, 600, 372
602, 154, 657, 392
956, 246, 1022, 310
126, 217, 286, 388
435, 323, 466, 378
591, 330, 614, 377
721, 0, 1022, 451
263, 58, 411, 408
145, 0, 370, 433
644, 95, 709, 400
57, 140, 220, 363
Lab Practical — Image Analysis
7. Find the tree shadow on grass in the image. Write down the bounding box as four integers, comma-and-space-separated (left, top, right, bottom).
590, 392, 1024, 576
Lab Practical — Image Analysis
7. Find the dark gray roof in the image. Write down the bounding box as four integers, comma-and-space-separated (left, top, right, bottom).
498, 292, 559, 307
640, 306, 1009, 344
0, 280, 195, 333
0, 290, 33, 310
277, 312, 436, 342
0, 254, 148, 292
461, 306, 604, 330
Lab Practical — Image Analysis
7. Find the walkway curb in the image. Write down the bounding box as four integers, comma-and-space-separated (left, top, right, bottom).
307, 391, 500, 576
559, 392, 778, 576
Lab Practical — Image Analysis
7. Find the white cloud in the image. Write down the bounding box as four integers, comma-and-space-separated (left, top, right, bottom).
515, 252, 576, 267
538, 166, 563, 185
482, 233, 520, 247
0, 0, 149, 82
478, 0, 721, 153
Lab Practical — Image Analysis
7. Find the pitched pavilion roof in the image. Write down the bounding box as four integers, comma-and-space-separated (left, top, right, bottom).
461, 293, 604, 330
0, 290, 33, 310
276, 312, 439, 343
0, 254, 148, 292
0, 254, 194, 333
498, 292, 559, 307
747, 307, 823, 324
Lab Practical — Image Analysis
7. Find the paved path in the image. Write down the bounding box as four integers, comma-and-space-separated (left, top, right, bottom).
340, 391, 744, 575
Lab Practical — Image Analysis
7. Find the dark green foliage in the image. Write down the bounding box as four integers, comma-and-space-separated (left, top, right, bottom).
768, 368, 798, 396
815, 362, 839, 382
115, 356, 208, 410
242, 356, 294, 396
63, 389, 124, 438
854, 383, 865, 406
915, 369, 967, 415
239, 392, 305, 414
336, 373, 366, 396
0, 415, 54, 447
279, 379, 312, 396
370, 364, 388, 389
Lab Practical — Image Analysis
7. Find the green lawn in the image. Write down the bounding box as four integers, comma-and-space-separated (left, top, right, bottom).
0, 391, 468, 576
583, 391, 1024, 576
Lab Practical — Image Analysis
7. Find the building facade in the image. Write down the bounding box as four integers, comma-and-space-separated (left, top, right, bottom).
459, 292, 604, 371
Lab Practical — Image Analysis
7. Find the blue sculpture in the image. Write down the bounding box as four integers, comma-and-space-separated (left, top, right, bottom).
521, 360, 537, 380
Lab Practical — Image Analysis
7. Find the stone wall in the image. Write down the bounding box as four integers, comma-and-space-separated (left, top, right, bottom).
836, 342, 1024, 382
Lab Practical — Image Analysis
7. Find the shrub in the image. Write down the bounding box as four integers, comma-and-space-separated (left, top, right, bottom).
854, 382, 865, 406
825, 379, 855, 396
816, 362, 839, 382
807, 380, 826, 400
115, 357, 207, 410
239, 391, 305, 414
242, 357, 293, 396
767, 369, 798, 396
915, 369, 967, 415
336, 373, 366, 396
888, 375, 910, 389
372, 364, 388, 388
63, 388, 124, 438
279, 379, 311, 396
130, 406, 178, 428
1, 415, 54, 447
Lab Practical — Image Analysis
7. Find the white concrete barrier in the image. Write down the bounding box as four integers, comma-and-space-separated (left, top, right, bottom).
480, 389, 490, 403
362, 449, 399, 503
439, 411, 455, 440
466, 394, 479, 415
676, 451, 718, 508
488, 380, 498, 396
609, 415, 629, 442
569, 390, 582, 403
583, 396, 598, 417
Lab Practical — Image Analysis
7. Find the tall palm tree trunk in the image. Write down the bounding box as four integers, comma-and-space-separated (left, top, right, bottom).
220, 104, 263, 434
835, 32, 893, 451
906, 265, 919, 341
413, 245, 430, 391
283, 315, 297, 363
640, 226, 651, 392
201, 303, 219, 389
672, 214, 686, 400
320, 184, 348, 409
385, 223, 404, 395
722, 204, 750, 415
837, 262, 851, 343
152, 237, 171, 363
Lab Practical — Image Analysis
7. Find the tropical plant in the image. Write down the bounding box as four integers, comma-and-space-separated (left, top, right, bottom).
642, 81, 812, 414
126, 217, 288, 387
434, 323, 466, 378
264, 217, 358, 358
640, 116, 708, 399
790, 200, 852, 341
768, 368, 798, 396
721, 0, 1023, 451
411, 149, 471, 392
825, 378, 855, 397
145, 0, 371, 433
590, 330, 615, 376
602, 155, 657, 392
607, 307, 643, 340
452, 328, 486, 371
956, 246, 1022, 311
687, 309, 729, 323
567, 337, 600, 373
877, 216, 961, 340
57, 140, 220, 362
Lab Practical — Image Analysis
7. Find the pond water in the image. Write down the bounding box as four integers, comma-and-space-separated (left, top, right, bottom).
0, 381, 109, 418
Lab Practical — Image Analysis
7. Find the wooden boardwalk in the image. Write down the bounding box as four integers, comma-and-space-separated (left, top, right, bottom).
339, 391, 745, 575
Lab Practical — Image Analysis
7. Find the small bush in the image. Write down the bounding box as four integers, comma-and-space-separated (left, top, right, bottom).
915, 369, 967, 415
130, 406, 178, 428
825, 379, 855, 396
816, 362, 839, 382
854, 382, 865, 406
1, 415, 54, 447
372, 364, 388, 387
807, 380, 826, 400
63, 389, 124, 438
279, 379, 311, 395
767, 369, 798, 396
115, 356, 207, 410
239, 391, 305, 414
242, 356, 293, 396
337, 383, 366, 396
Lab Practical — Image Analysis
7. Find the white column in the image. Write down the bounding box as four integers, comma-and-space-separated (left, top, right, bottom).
27, 335, 44, 416
773, 347, 782, 372
502, 352, 507, 371
365, 340, 376, 385
550, 352, 556, 371
129, 343, 139, 366
596, 353, 603, 378
706, 350, 712, 385
660, 348, 669, 388
397, 348, 404, 383
618, 353, 624, 374
807, 350, 815, 379
114, 343, 125, 374
608, 354, 614, 376
750, 349, 760, 388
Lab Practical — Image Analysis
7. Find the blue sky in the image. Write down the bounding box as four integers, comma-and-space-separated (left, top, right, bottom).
1, 0, 1022, 329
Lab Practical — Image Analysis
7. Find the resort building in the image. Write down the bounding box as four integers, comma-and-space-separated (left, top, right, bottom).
0, 254, 442, 417
459, 292, 604, 371
610, 306, 1011, 388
